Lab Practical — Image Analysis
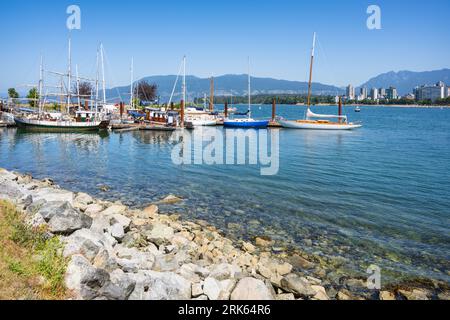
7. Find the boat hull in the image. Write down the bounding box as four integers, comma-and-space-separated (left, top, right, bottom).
278, 119, 362, 130
223, 120, 269, 128
14, 118, 109, 132
189, 119, 217, 126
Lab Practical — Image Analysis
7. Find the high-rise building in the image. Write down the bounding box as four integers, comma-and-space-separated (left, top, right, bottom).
360, 87, 368, 100
370, 88, 379, 100
379, 88, 386, 98
346, 85, 355, 100
414, 82, 446, 101
386, 87, 398, 100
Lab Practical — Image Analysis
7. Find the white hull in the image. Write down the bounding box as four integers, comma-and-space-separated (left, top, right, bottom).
188, 119, 217, 126
278, 119, 362, 130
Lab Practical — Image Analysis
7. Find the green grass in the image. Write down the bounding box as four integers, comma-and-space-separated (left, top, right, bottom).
0, 200, 69, 299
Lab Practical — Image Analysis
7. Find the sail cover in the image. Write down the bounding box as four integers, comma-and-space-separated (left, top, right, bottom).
306, 109, 347, 120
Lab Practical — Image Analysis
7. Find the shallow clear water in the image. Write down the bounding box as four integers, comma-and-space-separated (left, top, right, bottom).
1, 105, 449, 284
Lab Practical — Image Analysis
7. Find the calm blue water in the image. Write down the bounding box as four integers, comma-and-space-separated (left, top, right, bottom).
1, 105, 449, 284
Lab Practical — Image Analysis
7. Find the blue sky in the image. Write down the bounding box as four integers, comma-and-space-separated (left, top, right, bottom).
0, 0, 449, 93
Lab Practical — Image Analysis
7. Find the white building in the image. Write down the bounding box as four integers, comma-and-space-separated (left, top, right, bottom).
346, 85, 355, 100
386, 87, 398, 100
414, 82, 446, 102
360, 87, 368, 100
371, 88, 379, 100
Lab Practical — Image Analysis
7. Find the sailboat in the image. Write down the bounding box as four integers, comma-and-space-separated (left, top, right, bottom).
14, 38, 109, 132
277, 33, 362, 130
223, 58, 269, 129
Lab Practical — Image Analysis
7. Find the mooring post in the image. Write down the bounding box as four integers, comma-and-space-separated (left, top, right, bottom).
338, 96, 342, 123
272, 98, 276, 122
224, 101, 228, 118
171, 102, 174, 111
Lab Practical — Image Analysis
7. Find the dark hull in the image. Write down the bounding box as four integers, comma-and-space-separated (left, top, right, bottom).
14, 118, 109, 132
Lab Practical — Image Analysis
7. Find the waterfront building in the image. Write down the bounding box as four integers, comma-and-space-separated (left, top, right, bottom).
360, 87, 368, 100
379, 88, 386, 98
370, 88, 379, 100
386, 87, 398, 100
346, 85, 355, 100
414, 82, 446, 101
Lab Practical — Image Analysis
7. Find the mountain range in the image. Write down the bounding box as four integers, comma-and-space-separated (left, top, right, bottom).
3, 69, 449, 101
360, 69, 450, 95
105, 74, 343, 102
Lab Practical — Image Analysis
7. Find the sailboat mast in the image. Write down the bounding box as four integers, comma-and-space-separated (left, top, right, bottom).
100, 43, 106, 105
306, 32, 316, 110
130, 58, 134, 107
209, 76, 214, 112
248, 57, 251, 118
182, 55, 186, 106
76, 64, 81, 111
38, 56, 43, 115
95, 49, 99, 118
67, 35, 72, 113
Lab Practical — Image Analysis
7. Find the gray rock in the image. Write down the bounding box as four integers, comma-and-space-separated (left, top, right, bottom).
230, 277, 274, 300
191, 283, 204, 298
280, 274, 316, 298
114, 245, 155, 272
144, 223, 174, 246
47, 203, 93, 235
110, 223, 125, 241
64, 228, 116, 260
84, 203, 104, 216
33, 187, 74, 204
203, 277, 222, 300
26, 199, 47, 215
65, 255, 110, 300
209, 263, 242, 280
99, 269, 136, 300
128, 271, 192, 300
111, 214, 131, 230
38, 201, 73, 221
100, 204, 127, 216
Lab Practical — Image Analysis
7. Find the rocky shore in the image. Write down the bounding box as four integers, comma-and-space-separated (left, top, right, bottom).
1, 168, 448, 300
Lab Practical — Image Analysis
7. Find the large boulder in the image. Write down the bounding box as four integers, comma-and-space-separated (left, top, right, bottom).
230, 277, 274, 300
38, 201, 92, 235
209, 263, 242, 281
99, 269, 136, 300
100, 204, 127, 216
280, 274, 316, 298
129, 271, 192, 300
203, 277, 236, 300
143, 223, 174, 246
65, 255, 111, 300
33, 187, 74, 204
63, 228, 115, 261
114, 245, 155, 272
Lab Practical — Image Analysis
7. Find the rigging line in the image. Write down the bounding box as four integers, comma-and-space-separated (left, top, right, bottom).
168, 58, 184, 106
102, 45, 123, 103
316, 36, 339, 97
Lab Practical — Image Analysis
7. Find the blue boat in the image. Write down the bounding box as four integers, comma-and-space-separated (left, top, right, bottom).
223, 118, 269, 128
223, 57, 269, 129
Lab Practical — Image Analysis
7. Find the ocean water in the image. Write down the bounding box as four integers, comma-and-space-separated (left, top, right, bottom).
1, 105, 449, 284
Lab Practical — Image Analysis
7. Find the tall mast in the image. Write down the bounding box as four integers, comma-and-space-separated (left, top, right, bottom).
38, 55, 43, 115
100, 43, 106, 105
248, 57, 251, 118
130, 57, 134, 107
204, 93, 207, 110
306, 32, 316, 111
209, 76, 214, 112
76, 64, 81, 111
95, 49, 99, 118
67, 35, 72, 113
182, 55, 186, 105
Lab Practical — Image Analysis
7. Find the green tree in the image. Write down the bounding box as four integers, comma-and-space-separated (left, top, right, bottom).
26, 88, 39, 108
8, 88, 19, 99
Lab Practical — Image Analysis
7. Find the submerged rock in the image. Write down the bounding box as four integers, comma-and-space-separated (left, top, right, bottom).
280, 274, 316, 298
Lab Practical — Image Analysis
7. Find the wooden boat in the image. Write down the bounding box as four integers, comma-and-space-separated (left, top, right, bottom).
278, 33, 362, 131
15, 38, 110, 132
224, 58, 269, 129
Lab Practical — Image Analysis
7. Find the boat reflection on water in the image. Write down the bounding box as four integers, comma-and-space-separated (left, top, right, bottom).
130, 130, 177, 147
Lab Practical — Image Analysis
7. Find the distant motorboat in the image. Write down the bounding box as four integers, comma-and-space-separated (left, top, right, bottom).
355, 106, 361, 112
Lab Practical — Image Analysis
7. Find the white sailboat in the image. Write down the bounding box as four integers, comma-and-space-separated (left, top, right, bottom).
277, 33, 362, 130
